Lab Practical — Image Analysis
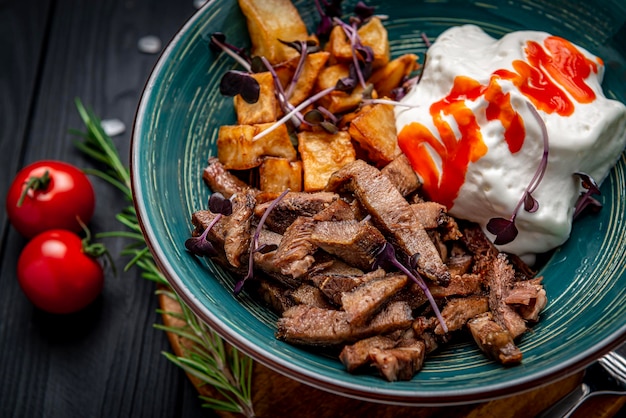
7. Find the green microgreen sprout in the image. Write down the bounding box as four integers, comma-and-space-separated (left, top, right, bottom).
303, 108, 339, 134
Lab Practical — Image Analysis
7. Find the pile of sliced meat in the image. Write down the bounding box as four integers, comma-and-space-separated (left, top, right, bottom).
190, 155, 547, 381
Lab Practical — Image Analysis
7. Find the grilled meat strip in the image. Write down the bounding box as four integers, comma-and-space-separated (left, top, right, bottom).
339, 335, 397, 372
428, 273, 485, 299
467, 312, 523, 365
309, 267, 385, 306
276, 301, 413, 346
254, 278, 295, 315
310, 219, 386, 271
203, 157, 252, 199
504, 277, 547, 322
254, 191, 340, 234
341, 273, 409, 326
488, 253, 528, 339
273, 216, 318, 279
326, 160, 450, 285
223, 189, 256, 268
461, 222, 499, 276
410, 201, 448, 230
434, 295, 489, 335
289, 284, 334, 309
369, 339, 427, 381
380, 153, 421, 197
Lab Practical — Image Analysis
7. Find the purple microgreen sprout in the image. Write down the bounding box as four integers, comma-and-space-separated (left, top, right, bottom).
361, 98, 420, 108
485, 217, 519, 246
333, 17, 372, 89
219, 70, 260, 104
185, 193, 233, 257
208, 191, 233, 216
303, 108, 324, 124
234, 189, 290, 294
573, 172, 602, 219
314, 0, 343, 37
209, 33, 260, 104
258, 56, 303, 129
335, 74, 358, 92
373, 242, 448, 334
487, 102, 550, 245
354, 1, 375, 20
421, 32, 432, 48
281, 40, 308, 100
253, 86, 337, 141
209, 33, 252, 71
279, 40, 320, 99
184, 223, 218, 257
391, 72, 423, 101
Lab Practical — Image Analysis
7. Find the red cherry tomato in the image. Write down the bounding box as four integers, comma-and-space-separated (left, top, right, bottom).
17, 230, 104, 314
5, 160, 95, 238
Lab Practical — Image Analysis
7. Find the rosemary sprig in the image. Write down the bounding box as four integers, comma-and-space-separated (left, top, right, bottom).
71, 98, 255, 416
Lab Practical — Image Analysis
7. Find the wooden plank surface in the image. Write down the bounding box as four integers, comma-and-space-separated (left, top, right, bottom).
1, 0, 625, 417
161, 291, 626, 418
0, 0, 52, 247
0, 1, 216, 417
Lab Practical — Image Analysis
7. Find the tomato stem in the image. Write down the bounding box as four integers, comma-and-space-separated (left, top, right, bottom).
77, 217, 117, 276
17, 170, 51, 207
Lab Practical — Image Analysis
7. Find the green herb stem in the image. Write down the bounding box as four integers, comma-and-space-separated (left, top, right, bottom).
72, 98, 255, 416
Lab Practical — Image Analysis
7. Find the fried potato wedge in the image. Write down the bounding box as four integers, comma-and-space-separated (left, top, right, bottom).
315, 64, 370, 114
218, 123, 297, 170
327, 17, 390, 69
369, 54, 419, 98
289, 52, 331, 107
238, 0, 310, 65
315, 63, 349, 91
348, 103, 401, 167
274, 51, 331, 107
234, 71, 280, 125
298, 130, 356, 191
259, 157, 303, 193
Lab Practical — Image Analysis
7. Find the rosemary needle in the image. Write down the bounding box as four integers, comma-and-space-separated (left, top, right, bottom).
72, 98, 255, 417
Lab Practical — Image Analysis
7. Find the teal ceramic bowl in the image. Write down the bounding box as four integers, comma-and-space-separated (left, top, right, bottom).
132, 0, 626, 405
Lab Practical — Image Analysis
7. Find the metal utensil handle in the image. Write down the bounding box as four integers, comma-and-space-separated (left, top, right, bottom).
536, 383, 590, 418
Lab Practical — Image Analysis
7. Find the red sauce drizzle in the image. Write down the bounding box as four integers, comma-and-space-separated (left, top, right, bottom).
398, 35, 599, 209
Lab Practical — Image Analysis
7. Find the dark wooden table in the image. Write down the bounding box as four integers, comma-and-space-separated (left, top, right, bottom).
0, 0, 217, 416
1, 1, 625, 417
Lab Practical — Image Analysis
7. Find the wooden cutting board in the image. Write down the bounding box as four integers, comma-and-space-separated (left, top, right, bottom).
158, 291, 625, 418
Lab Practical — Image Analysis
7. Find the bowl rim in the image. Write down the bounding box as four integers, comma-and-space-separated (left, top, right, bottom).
130, 0, 626, 406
